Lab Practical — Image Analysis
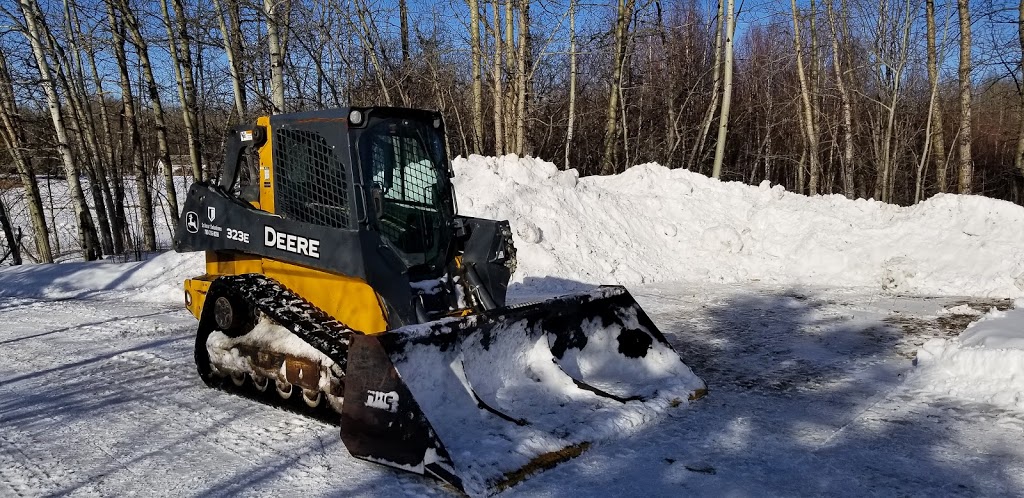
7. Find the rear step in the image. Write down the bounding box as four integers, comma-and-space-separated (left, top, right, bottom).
341, 286, 707, 496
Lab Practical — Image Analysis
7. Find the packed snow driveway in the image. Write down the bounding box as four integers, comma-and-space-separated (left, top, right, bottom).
1, 284, 1022, 497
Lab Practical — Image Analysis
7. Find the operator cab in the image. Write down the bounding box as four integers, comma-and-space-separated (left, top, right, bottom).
350, 109, 455, 278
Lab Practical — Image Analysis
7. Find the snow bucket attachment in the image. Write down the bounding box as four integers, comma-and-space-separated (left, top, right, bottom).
340, 286, 706, 496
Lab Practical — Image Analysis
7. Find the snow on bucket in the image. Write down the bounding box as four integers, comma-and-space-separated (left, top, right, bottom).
340, 286, 706, 496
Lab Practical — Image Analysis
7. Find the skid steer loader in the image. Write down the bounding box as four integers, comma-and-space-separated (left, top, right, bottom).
173, 107, 705, 495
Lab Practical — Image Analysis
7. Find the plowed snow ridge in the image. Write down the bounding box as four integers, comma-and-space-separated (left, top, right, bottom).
453, 155, 1024, 298
3, 155, 1024, 301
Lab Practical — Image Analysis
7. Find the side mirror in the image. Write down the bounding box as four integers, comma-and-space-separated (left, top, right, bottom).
371, 184, 385, 220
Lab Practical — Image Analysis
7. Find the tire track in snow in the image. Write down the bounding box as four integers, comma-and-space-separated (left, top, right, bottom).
104, 350, 361, 493
0, 430, 62, 498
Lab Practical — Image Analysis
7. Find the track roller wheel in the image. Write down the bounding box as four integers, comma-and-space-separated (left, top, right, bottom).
230, 372, 246, 387
252, 374, 269, 392
276, 380, 294, 400
301, 389, 322, 408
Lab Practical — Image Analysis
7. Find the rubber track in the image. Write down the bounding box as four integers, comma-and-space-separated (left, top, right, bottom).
197, 274, 356, 422
216, 273, 354, 369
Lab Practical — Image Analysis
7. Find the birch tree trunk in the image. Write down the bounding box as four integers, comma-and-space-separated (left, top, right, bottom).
688, 0, 724, 172
492, 0, 504, 155
265, 0, 286, 112
62, 0, 114, 255
351, 0, 392, 105
227, 0, 247, 113
791, 0, 820, 195
827, 0, 854, 198
167, 0, 203, 178
807, 0, 821, 193
564, 0, 576, 170
160, 0, 204, 179
504, 0, 515, 149
926, 0, 949, 192
399, 0, 410, 63
956, 0, 972, 194
514, 0, 529, 155
711, 0, 735, 179
1015, 0, 1024, 179
84, 43, 125, 254
655, 0, 676, 166
107, 3, 156, 251
119, 0, 179, 227
599, 0, 635, 175
0, 49, 51, 262
18, 0, 101, 260
212, 0, 247, 120
468, 0, 483, 154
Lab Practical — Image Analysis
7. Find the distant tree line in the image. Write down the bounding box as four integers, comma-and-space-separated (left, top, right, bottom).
0, 0, 1022, 264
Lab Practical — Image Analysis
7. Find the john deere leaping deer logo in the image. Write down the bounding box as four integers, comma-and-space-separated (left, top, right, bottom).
185, 212, 198, 234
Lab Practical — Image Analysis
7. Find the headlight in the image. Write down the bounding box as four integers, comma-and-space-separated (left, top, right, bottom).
349, 109, 364, 125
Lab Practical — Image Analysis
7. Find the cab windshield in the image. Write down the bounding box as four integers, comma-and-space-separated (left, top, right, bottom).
359, 117, 450, 271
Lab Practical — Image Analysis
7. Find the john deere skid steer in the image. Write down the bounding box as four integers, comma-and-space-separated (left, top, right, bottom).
173, 107, 705, 495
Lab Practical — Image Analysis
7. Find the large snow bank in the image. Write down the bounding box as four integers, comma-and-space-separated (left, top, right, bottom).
911, 302, 1024, 410
453, 155, 1024, 297
0, 251, 200, 303
4, 155, 1024, 302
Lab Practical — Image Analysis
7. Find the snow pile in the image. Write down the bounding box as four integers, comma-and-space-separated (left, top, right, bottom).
453, 155, 1024, 297
4, 155, 1024, 301
911, 302, 1024, 409
386, 286, 705, 495
0, 251, 201, 303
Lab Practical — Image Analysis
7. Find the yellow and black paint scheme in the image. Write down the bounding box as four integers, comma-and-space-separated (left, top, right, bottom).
174, 106, 516, 335
172, 107, 705, 496
180, 113, 389, 334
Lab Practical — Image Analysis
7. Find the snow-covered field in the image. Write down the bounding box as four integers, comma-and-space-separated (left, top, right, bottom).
2, 155, 1024, 496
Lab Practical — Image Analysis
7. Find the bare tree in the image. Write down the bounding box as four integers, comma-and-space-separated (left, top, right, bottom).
867, 0, 913, 202
399, 0, 410, 64
564, 0, 577, 169
827, 0, 855, 198
711, 0, 735, 179
107, 0, 156, 251
61, 0, 119, 255
956, 0, 972, 194
159, 0, 203, 180
265, 0, 286, 112
18, 0, 100, 260
1017, 0, 1024, 180
491, 0, 505, 155
600, 0, 636, 175
211, 0, 247, 119
467, 0, 483, 153
0, 47, 51, 262
83, 37, 126, 254
513, 0, 530, 155
926, 0, 949, 192
118, 0, 178, 228
791, 0, 820, 194
688, 0, 725, 172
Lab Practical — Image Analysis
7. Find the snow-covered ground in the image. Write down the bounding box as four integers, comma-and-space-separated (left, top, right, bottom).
2, 155, 1024, 496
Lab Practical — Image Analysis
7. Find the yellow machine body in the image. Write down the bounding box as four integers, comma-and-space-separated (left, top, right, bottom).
182, 116, 389, 335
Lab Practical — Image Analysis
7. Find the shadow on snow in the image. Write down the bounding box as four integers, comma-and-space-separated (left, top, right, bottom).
0, 278, 1020, 496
